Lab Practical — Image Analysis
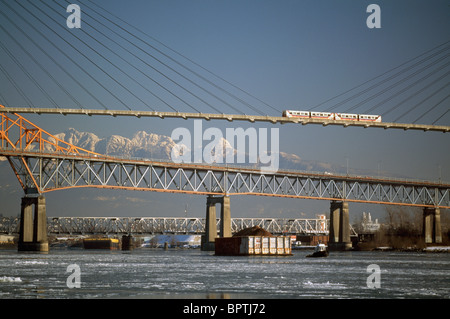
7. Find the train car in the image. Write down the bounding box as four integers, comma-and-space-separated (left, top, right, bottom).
358, 114, 382, 122
335, 113, 358, 121
310, 112, 334, 120
281, 110, 382, 123
282, 110, 310, 118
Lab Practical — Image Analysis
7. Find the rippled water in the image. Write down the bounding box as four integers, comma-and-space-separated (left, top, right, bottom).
0, 248, 449, 299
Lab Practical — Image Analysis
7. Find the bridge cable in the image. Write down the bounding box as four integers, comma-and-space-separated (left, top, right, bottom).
335, 46, 450, 114
413, 94, 450, 124
0, 63, 34, 108
306, 40, 450, 113
71, 0, 240, 115
81, 0, 274, 115
45, 0, 195, 114
49, 0, 197, 113
309, 41, 450, 112
33, 1, 153, 112
351, 57, 450, 115
7, 1, 120, 110
0, 2, 106, 110
365, 66, 450, 116
0, 90, 9, 107
44, 1, 170, 113
356, 55, 450, 117
81, 0, 275, 115
380, 68, 450, 118
0, 11, 84, 110
50, 0, 220, 114
72, 1, 245, 116
23, 0, 165, 111
432, 108, 450, 125
0, 40, 59, 109
393, 82, 450, 122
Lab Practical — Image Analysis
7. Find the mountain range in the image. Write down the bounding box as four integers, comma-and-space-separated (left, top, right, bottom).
52, 128, 372, 176
1, 127, 391, 177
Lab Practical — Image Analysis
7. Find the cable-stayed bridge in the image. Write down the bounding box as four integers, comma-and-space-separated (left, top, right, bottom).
0, 1, 449, 252
0, 1, 448, 128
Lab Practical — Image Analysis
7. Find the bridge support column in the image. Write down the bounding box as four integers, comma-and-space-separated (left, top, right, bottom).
201, 195, 231, 251
220, 196, 231, 238
423, 207, 442, 244
202, 197, 217, 251
122, 235, 134, 250
18, 196, 48, 252
328, 200, 352, 251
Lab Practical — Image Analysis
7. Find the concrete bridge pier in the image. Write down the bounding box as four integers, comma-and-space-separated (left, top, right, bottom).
122, 234, 134, 250
423, 207, 442, 244
18, 196, 49, 252
328, 200, 352, 251
201, 195, 231, 251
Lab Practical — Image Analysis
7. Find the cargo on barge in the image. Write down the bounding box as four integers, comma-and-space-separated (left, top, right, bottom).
215, 226, 292, 256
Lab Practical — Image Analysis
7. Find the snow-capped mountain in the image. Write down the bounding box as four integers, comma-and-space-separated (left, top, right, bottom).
54, 128, 178, 160
1, 127, 387, 177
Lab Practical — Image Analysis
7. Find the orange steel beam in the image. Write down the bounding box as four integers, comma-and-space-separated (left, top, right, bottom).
6, 157, 26, 190
19, 157, 40, 191
0, 104, 102, 156
0, 104, 104, 193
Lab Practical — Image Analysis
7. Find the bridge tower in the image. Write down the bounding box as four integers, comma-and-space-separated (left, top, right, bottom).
423, 207, 442, 244
328, 200, 352, 251
201, 195, 231, 251
18, 196, 49, 252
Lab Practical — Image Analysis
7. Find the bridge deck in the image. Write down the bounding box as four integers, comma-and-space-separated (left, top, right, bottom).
1, 107, 449, 133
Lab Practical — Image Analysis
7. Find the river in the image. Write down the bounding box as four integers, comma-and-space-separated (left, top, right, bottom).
0, 248, 448, 299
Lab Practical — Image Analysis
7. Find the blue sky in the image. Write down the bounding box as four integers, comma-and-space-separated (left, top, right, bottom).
0, 0, 449, 220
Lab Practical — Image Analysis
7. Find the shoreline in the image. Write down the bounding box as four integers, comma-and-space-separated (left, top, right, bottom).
355, 245, 450, 253
1, 243, 449, 253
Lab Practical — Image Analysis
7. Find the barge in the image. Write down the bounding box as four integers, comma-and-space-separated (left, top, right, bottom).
215, 226, 292, 256
83, 238, 119, 250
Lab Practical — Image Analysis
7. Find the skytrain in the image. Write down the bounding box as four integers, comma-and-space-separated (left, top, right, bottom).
282, 110, 382, 122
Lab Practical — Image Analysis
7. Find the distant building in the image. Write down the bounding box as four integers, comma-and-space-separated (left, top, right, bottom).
142, 235, 201, 248
361, 212, 380, 233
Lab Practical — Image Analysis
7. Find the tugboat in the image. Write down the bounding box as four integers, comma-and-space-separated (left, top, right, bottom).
306, 243, 329, 257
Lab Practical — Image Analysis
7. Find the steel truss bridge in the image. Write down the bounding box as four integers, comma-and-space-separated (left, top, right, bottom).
3, 150, 449, 208
0, 216, 338, 236
1, 108, 450, 208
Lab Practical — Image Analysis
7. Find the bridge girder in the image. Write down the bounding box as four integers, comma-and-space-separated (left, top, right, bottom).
1, 107, 449, 133
2, 150, 449, 208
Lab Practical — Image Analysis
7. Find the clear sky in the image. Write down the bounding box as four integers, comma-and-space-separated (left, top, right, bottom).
0, 0, 449, 220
